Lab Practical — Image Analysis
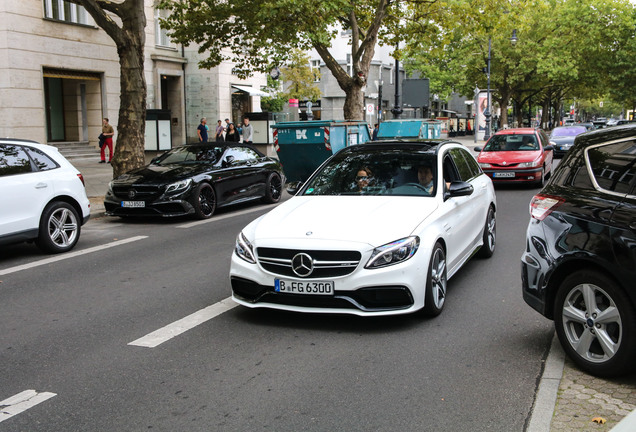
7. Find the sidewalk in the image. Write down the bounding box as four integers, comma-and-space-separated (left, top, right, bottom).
72, 140, 636, 431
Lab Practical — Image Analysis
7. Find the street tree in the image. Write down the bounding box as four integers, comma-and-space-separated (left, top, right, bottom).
158, 0, 404, 120
67, 0, 147, 177
280, 49, 322, 103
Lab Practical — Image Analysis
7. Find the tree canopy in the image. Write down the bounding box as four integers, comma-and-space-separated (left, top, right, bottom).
158, 0, 403, 120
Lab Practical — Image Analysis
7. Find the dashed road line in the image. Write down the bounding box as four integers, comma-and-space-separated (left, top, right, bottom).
128, 297, 238, 348
0, 390, 56, 423
0, 236, 148, 276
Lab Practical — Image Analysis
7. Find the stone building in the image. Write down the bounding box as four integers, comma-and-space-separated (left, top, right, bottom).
0, 0, 266, 154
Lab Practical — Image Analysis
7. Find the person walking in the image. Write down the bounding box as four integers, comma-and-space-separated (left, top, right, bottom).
225, 122, 241, 142
197, 117, 208, 142
241, 115, 253, 144
99, 117, 115, 163
215, 120, 225, 142
372, 123, 379, 140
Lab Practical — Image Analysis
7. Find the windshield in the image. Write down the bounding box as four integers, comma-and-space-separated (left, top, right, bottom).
551, 127, 586, 137
301, 149, 438, 196
483, 134, 539, 152
154, 145, 225, 165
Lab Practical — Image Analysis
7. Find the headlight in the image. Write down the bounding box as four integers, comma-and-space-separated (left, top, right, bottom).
365, 236, 419, 269
165, 178, 192, 194
519, 160, 541, 168
235, 232, 256, 264
479, 163, 492, 169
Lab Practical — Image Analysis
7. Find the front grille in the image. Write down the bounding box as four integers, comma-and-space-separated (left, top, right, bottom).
257, 247, 361, 278
492, 163, 519, 168
112, 184, 163, 200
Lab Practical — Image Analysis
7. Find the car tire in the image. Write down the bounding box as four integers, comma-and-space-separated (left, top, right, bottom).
35, 201, 81, 253
422, 242, 447, 317
554, 270, 636, 377
192, 183, 216, 219
535, 167, 546, 188
477, 206, 496, 259
262, 172, 282, 204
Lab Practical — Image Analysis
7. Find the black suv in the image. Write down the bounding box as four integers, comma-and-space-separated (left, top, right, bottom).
521, 124, 636, 377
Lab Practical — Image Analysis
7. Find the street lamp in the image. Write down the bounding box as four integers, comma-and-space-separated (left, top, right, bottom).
391, 42, 403, 119
483, 29, 518, 141
483, 37, 492, 141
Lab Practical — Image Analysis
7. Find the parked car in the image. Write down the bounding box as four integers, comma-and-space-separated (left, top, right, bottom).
0, 138, 91, 253
521, 124, 636, 377
230, 140, 497, 317
104, 143, 284, 219
579, 122, 595, 131
592, 120, 607, 129
549, 125, 588, 157
473, 128, 554, 187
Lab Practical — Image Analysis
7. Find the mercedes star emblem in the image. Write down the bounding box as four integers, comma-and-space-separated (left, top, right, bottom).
128, 189, 137, 199
291, 253, 314, 277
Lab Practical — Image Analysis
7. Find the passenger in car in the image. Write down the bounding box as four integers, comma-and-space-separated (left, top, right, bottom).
355, 167, 374, 192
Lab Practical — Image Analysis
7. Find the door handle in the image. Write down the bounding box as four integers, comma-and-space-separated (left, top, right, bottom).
35, 183, 48, 189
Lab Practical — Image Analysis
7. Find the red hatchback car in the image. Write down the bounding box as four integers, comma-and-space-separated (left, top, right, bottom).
474, 128, 554, 187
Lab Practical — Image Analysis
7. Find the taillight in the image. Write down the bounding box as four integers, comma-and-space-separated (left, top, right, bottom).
77, 173, 86, 187
529, 194, 564, 221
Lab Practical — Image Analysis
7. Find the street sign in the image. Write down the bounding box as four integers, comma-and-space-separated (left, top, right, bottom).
366, 104, 374, 114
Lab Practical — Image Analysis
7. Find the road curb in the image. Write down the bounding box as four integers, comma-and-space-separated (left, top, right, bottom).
528, 332, 565, 432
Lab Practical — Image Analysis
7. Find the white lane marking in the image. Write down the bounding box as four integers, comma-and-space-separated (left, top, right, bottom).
128, 297, 238, 348
177, 206, 268, 229
0, 236, 148, 276
0, 390, 56, 423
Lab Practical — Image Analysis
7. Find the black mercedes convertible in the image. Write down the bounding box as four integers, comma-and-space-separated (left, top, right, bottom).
104, 143, 284, 219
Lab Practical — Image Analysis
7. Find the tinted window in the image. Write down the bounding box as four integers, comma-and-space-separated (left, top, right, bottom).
551, 126, 586, 137
156, 145, 224, 164
301, 148, 438, 196
226, 147, 260, 162
450, 148, 475, 181
587, 140, 636, 195
0, 144, 32, 177
24, 146, 59, 171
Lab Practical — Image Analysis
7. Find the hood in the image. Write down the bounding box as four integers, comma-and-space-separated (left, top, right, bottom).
478, 150, 542, 165
550, 136, 577, 145
112, 163, 213, 185
249, 196, 438, 247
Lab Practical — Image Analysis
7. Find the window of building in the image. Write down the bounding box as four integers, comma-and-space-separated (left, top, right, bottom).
346, 54, 352, 77
43, 0, 90, 25
311, 60, 321, 82
154, 6, 172, 47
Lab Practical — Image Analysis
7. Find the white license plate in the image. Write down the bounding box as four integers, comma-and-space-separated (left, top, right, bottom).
121, 201, 145, 208
275, 279, 334, 295
494, 172, 515, 178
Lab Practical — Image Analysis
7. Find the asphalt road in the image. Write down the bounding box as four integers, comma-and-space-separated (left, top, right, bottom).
0, 187, 554, 431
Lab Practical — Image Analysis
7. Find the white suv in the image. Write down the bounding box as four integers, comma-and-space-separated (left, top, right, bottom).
0, 139, 91, 253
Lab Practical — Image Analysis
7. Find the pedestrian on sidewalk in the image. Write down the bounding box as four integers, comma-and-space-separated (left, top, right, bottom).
241, 115, 253, 145
225, 122, 240, 142
100, 118, 114, 163
215, 120, 225, 142
197, 117, 208, 142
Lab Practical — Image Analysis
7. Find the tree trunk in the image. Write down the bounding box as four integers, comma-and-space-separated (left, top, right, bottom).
343, 83, 365, 121
112, 41, 147, 178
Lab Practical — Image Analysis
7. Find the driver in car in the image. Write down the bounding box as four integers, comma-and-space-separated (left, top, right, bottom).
417, 165, 435, 194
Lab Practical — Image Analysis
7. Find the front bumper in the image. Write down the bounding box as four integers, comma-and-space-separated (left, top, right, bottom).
482, 167, 543, 183
229, 246, 430, 317
104, 196, 195, 217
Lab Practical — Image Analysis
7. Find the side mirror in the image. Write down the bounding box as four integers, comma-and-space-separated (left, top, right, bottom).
222, 155, 235, 167
544, 145, 554, 151
286, 181, 303, 195
474, 146, 483, 152
444, 181, 474, 201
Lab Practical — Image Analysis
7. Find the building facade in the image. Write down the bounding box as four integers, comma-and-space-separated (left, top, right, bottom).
0, 0, 266, 152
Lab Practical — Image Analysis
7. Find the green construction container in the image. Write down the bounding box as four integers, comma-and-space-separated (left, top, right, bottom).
377, 119, 443, 140
272, 120, 371, 182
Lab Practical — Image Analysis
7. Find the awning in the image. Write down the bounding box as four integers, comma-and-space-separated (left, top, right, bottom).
231, 84, 269, 97
43, 68, 101, 81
